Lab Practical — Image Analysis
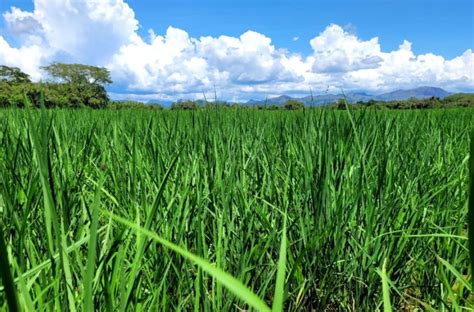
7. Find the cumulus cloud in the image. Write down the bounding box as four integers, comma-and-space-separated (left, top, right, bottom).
0, 37, 49, 80
104, 25, 308, 100
0, 1, 472, 101
3, 7, 42, 37
309, 24, 383, 73
1, 0, 138, 65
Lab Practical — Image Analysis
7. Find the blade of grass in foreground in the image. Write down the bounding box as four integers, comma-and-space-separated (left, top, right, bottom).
0, 227, 106, 292
437, 255, 472, 292
377, 258, 392, 312
0, 222, 20, 312
84, 174, 105, 311
468, 131, 474, 288
122, 150, 181, 310
272, 215, 287, 312
102, 209, 272, 312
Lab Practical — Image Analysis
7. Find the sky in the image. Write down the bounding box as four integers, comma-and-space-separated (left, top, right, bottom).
0, 0, 473, 102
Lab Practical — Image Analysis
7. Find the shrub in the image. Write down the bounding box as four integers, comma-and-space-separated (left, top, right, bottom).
109, 101, 163, 110
171, 100, 198, 110
283, 99, 304, 110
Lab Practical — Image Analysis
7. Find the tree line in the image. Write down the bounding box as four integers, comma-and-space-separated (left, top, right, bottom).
1, 63, 472, 110
170, 99, 305, 110
334, 94, 474, 110
0, 64, 111, 108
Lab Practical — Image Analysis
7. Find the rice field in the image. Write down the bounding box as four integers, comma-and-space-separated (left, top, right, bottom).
0, 107, 473, 311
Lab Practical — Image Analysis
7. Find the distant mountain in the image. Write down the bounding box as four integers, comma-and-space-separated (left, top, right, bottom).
246, 92, 373, 106
246, 86, 452, 106
247, 95, 293, 105
375, 86, 451, 101
301, 91, 375, 105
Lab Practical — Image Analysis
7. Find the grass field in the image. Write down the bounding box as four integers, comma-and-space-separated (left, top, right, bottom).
0, 107, 473, 311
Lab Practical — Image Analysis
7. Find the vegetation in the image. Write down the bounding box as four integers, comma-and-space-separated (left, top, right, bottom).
0, 107, 472, 310
348, 94, 474, 110
108, 101, 163, 110
251, 94, 474, 111
1, 65, 473, 111
283, 100, 304, 110
0, 66, 32, 84
442, 93, 474, 107
336, 98, 348, 110
0, 64, 111, 109
171, 100, 199, 110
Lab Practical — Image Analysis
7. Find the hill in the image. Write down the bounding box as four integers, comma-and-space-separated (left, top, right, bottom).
375, 86, 451, 101
246, 86, 453, 106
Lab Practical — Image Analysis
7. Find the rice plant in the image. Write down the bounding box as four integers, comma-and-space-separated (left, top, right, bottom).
0, 107, 472, 310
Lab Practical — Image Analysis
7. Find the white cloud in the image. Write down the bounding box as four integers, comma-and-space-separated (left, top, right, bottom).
293, 36, 299, 41
309, 24, 383, 73
0, 2, 472, 101
0, 36, 49, 80
108, 27, 303, 98
1, 0, 138, 65
3, 7, 42, 38
342, 39, 474, 92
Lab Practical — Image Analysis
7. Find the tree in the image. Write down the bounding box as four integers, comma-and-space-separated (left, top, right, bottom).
109, 101, 163, 110
171, 100, 198, 110
42, 63, 112, 85
0, 82, 12, 107
336, 98, 347, 110
442, 93, 474, 107
42, 63, 112, 108
366, 99, 377, 107
283, 100, 304, 110
0, 65, 31, 83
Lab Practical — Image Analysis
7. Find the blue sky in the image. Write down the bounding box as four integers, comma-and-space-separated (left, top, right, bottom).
4, 0, 470, 57
126, 0, 473, 58
0, 0, 472, 101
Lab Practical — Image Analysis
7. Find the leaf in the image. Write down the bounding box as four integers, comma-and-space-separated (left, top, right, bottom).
103, 210, 271, 312
272, 215, 287, 312
377, 258, 392, 312
0, 222, 20, 312
83, 174, 105, 311
437, 255, 472, 292
468, 131, 474, 288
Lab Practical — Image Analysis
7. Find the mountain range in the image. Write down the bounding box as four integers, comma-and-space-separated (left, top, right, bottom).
246, 86, 453, 106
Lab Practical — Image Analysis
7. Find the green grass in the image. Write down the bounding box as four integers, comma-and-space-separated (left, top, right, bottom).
0, 107, 473, 310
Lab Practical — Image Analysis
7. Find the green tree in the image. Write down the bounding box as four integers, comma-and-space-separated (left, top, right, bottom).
442, 93, 474, 107
336, 98, 347, 110
42, 63, 112, 108
283, 100, 304, 110
109, 101, 163, 110
42, 63, 112, 85
171, 100, 198, 110
366, 99, 377, 107
0, 65, 31, 83
0, 82, 12, 107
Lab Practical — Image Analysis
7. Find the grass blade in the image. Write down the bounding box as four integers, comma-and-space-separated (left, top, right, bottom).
378, 258, 392, 312
83, 175, 105, 311
468, 131, 474, 288
102, 209, 272, 312
272, 215, 287, 312
122, 150, 181, 309
0, 222, 20, 312
437, 255, 472, 291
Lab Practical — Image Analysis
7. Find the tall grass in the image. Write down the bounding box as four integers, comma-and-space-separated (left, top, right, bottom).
0, 107, 472, 310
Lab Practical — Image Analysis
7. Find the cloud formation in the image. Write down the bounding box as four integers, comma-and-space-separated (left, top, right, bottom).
1, 0, 473, 101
